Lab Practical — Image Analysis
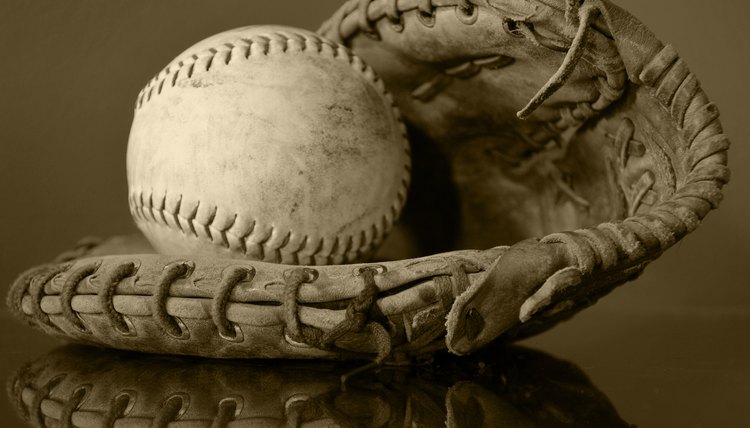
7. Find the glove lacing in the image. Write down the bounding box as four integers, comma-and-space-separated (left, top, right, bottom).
517, 0, 600, 119
283, 267, 393, 365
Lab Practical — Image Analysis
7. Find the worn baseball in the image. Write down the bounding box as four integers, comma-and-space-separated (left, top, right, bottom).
127, 26, 410, 265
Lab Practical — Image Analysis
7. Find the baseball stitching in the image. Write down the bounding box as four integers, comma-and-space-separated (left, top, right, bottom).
130, 30, 411, 265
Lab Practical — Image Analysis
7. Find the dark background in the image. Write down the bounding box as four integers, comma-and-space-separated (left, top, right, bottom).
1, 1, 748, 426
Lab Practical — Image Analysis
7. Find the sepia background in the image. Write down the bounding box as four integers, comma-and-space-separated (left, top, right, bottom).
1, 1, 748, 426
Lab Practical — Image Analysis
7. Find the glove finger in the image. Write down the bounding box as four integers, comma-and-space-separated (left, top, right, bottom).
519, 266, 583, 323
446, 240, 572, 355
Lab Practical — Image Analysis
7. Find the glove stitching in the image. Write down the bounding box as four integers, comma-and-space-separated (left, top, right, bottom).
102, 392, 134, 427
98, 262, 139, 336
357, 0, 380, 38
283, 267, 321, 345
27, 265, 70, 332
151, 261, 195, 339
213, 398, 239, 427
153, 393, 189, 427
283, 266, 393, 364
212, 266, 256, 341
61, 261, 101, 334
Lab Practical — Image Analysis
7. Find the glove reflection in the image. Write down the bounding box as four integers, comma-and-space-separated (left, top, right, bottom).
9, 343, 629, 427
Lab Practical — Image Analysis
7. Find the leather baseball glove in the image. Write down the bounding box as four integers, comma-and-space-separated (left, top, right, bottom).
9, 344, 630, 427
7, 0, 729, 362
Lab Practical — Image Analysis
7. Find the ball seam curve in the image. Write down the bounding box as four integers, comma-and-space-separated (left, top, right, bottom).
130, 29, 411, 264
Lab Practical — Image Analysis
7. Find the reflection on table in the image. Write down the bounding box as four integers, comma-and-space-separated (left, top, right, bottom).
9, 343, 630, 427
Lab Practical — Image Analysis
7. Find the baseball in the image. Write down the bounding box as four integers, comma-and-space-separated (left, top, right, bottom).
127, 26, 410, 265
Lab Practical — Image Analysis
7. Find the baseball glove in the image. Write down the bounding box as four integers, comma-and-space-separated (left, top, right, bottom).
7, 0, 729, 362
9, 344, 630, 427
